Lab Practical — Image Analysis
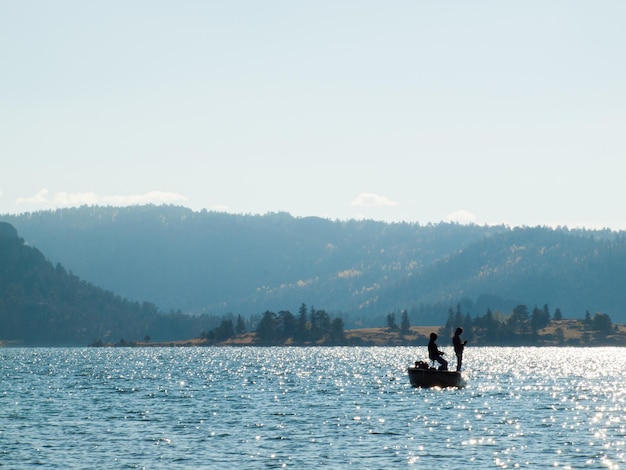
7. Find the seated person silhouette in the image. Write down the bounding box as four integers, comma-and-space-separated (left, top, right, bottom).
428, 333, 448, 371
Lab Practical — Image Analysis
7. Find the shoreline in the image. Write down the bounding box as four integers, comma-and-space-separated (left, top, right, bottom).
95, 320, 626, 348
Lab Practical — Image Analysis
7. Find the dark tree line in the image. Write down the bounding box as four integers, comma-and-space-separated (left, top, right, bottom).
251, 303, 345, 345
438, 302, 613, 345
200, 314, 246, 341
199, 304, 347, 345
386, 309, 411, 335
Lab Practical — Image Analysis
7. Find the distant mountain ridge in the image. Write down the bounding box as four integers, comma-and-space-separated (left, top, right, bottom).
2, 205, 625, 324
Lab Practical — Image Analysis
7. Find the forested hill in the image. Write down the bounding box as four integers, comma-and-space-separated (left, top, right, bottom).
377, 226, 626, 323
0, 221, 206, 345
2, 205, 625, 325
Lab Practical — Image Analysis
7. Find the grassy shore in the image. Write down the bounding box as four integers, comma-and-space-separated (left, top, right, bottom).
129, 320, 626, 348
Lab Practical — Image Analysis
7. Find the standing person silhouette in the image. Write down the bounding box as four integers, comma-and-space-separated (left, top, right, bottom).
428, 333, 448, 370
452, 327, 468, 372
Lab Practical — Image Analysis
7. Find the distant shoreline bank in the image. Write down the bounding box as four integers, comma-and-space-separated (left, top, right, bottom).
90, 320, 626, 348
3, 320, 625, 348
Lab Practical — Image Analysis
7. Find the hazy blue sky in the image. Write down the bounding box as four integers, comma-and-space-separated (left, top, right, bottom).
2, 1, 625, 229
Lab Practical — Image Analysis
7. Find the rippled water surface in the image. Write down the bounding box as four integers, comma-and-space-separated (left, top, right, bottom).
1, 347, 625, 468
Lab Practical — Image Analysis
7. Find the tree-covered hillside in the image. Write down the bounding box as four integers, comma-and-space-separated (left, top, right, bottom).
381, 226, 626, 323
2, 205, 625, 325
2, 205, 506, 319
0, 221, 207, 345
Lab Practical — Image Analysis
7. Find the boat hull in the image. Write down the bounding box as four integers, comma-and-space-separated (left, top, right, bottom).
407, 367, 466, 388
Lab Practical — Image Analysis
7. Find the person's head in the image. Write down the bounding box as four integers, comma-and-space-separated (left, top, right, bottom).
430, 332, 437, 340
455, 327, 463, 335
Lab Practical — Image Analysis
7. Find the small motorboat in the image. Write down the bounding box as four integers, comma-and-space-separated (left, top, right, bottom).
407, 361, 466, 388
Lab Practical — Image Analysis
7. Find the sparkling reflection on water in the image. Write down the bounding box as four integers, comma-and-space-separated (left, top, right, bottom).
1, 347, 625, 468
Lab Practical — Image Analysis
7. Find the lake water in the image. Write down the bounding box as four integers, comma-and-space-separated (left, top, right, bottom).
1, 346, 625, 469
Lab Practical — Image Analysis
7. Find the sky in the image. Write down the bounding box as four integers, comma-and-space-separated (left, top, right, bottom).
1, 1, 625, 229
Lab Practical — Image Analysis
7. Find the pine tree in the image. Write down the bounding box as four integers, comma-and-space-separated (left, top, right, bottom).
400, 309, 411, 335
553, 308, 563, 321
235, 314, 246, 334
256, 311, 277, 343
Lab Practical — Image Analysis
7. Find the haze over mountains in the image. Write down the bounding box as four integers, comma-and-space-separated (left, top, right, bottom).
0, 220, 208, 344
3, 205, 625, 328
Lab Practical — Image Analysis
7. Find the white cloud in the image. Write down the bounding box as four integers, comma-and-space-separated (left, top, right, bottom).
445, 209, 477, 224
16, 189, 187, 209
17, 188, 51, 205
351, 192, 399, 208
54, 191, 100, 206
